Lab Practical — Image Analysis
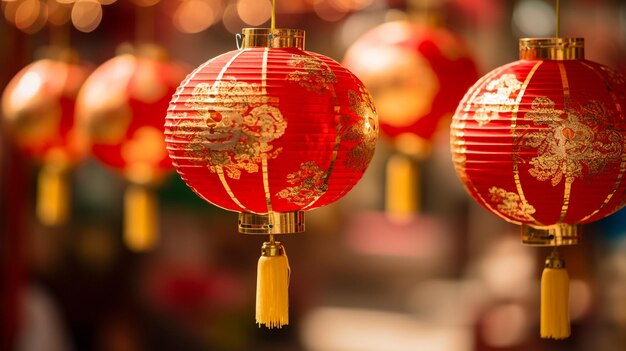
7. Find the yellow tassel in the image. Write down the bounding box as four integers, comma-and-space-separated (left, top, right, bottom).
540, 250, 570, 339
256, 240, 290, 328
37, 163, 70, 227
124, 184, 158, 252
385, 153, 419, 217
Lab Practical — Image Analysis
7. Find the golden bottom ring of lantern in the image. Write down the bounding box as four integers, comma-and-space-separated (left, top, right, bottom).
239, 211, 305, 234
521, 224, 581, 246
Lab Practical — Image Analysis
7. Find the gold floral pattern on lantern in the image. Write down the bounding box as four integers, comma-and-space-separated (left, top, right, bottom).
277, 161, 328, 206
287, 55, 338, 94
175, 79, 287, 179
488, 186, 537, 221
472, 73, 523, 126
343, 87, 378, 172
519, 97, 623, 186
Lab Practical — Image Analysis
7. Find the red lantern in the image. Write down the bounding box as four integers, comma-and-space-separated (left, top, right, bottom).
76, 44, 187, 251
2, 49, 89, 226
344, 21, 478, 143
165, 28, 378, 328
451, 38, 626, 339
343, 21, 478, 216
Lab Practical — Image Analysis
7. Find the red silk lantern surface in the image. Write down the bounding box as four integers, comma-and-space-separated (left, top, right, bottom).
165, 29, 378, 219
343, 21, 478, 142
451, 38, 626, 232
76, 46, 186, 183
2, 55, 89, 164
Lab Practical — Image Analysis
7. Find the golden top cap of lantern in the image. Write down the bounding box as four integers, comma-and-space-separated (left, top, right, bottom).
519, 38, 584, 60
240, 28, 305, 49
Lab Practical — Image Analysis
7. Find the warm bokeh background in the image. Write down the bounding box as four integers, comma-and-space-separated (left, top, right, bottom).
2, 0, 626, 350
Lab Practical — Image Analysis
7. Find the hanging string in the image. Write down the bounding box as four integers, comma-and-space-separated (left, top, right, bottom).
136, 4, 155, 44
51, 22, 70, 51
271, 0, 276, 32
555, 0, 560, 38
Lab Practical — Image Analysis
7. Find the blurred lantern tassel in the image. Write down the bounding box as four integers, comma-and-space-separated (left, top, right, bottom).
256, 239, 290, 328
37, 163, 70, 226
540, 249, 570, 339
386, 153, 419, 218
124, 184, 158, 252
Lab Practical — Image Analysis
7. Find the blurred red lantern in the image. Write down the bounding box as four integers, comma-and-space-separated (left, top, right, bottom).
76, 44, 187, 252
451, 38, 626, 339
344, 21, 478, 143
2, 49, 90, 226
165, 28, 378, 328
343, 21, 478, 216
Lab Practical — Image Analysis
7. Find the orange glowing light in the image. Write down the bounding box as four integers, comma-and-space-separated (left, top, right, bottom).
71, 0, 102, 33
15, 0, 47, 34
173, 0, 215, 34
237, 0, 271, 26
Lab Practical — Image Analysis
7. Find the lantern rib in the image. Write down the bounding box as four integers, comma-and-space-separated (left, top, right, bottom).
213, 49, 252, 212
512, 60, 544, 226
260, 48, 274, 216
217, 167, 251, 211
301, 120, 340, 211
301, 58, 341, 211
557, 62, 572, 223
172, 54, 220, 98
577, 60, 626, 222
168, 49, 251, 212
453, 64, 522, 223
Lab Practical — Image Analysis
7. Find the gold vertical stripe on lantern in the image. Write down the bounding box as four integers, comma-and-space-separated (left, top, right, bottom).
557, 62, 572, 222
210, 50, 251, 212
511, 61, 542, 226
577, 60, 626, 222
261, 47, 274, 216
217, 168, 251, 212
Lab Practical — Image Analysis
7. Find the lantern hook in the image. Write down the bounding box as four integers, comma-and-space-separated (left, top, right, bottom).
236, 33, 243, 49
